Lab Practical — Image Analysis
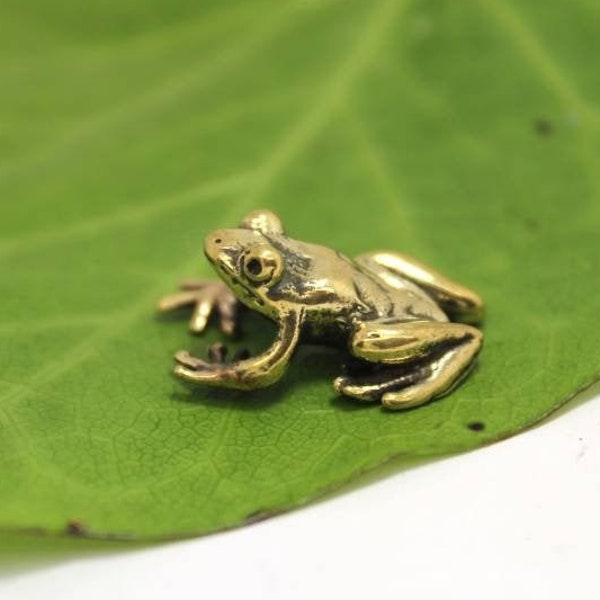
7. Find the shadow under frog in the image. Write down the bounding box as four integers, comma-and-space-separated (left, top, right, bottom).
169, 334, 345, 412
158, 210, 484, 411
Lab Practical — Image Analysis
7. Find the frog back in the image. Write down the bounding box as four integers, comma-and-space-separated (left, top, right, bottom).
353, 265, 449, 323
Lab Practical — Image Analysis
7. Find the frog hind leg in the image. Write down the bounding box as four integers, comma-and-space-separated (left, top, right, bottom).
334, 319, 482, 410
355, 252, 484, 325
333, 364, 428, 402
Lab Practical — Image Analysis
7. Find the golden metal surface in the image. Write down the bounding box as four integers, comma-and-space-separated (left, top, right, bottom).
158, 210, 484, 410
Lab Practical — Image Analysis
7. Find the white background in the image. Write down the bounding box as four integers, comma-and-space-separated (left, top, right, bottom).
1, 385, 599, 600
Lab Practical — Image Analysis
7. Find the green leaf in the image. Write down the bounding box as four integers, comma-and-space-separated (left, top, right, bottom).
1, 0, 599, 540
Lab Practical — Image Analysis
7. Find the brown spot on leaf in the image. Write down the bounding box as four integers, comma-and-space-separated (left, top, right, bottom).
534, 117, 553, 136
467, 421, 485, 432
65, 520, 88, 536
525, 217, 540, 232
245, 508, 277, 525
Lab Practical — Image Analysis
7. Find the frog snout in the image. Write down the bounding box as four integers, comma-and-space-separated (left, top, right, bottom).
204, 230, 227, 256
204, 230, 242, 270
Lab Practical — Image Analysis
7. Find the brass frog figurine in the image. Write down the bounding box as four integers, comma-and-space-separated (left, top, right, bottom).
158, 210, 484, 410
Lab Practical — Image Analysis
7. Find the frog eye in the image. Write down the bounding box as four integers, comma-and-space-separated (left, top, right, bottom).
240, 209, 284, 234
242, 246, 283, 285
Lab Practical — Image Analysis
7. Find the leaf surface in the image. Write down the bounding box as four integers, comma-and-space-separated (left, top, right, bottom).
1, 0, 599, 539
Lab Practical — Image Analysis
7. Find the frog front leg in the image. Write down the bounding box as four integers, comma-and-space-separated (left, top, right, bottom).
334, 319, 482, 409
158, 280, 240, 336
173, 310, 302, 390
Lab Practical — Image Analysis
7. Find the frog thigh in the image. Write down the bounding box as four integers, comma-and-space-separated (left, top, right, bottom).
336, 319, 482, 409
355, 252, 484, 325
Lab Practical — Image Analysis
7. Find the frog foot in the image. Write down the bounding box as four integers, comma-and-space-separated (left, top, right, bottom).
174, 350, 211, 371
334, 363, 430, 403
158, 280, 240, 336
336, 320, 482, 409
174, 344, 251, 371
335, 344, 480, 410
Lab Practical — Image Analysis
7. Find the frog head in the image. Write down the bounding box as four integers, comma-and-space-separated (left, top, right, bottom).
203, 210, 290, 319
205, 209, 348, 321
